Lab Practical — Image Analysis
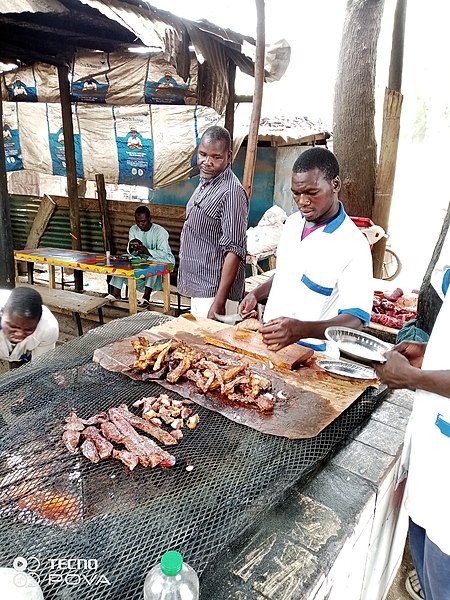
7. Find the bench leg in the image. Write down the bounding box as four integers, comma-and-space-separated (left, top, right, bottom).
72, 312, 83, 336
163, 273, 171, 314
27, 263, 34, 285
98, 308, 104, 326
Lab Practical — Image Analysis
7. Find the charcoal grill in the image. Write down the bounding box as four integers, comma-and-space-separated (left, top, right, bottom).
0, 312, 387, 599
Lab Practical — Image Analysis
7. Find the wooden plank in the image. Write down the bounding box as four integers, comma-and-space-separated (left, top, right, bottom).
204, 327, 313, 370
25, 194, 56, 248
18, 283, 109, 314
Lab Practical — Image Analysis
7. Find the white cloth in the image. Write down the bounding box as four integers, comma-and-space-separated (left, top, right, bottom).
190, 297, 238, 319
0, 291, 59, 362
263, 203, 373, 350
403, 283, 450, 555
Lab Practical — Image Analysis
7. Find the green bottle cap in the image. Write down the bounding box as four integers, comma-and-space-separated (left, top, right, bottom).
160, 551, 183, 576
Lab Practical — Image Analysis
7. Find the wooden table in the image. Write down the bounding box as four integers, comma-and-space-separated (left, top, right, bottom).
14, 247, 174, 315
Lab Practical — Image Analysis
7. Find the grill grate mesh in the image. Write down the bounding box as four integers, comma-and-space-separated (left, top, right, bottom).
0, 312, 387, 599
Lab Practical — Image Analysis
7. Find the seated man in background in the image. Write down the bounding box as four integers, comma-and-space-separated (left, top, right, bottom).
0, 287, 59, 364
239, 146, 373, 352
109, 205, 175, 308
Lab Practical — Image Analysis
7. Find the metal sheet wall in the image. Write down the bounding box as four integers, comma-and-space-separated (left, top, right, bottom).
9, 196, 185, 269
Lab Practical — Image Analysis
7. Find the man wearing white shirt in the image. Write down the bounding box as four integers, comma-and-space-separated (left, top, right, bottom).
375, 266, 450, 600
240, 147, 373, 352
0, 287, 59, 364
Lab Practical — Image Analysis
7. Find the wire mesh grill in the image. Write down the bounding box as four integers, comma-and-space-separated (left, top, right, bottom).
0, 312, 387, 599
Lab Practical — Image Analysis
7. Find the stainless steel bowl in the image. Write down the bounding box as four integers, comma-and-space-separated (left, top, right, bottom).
324, 326, 392, 365
316, 359, 377, 381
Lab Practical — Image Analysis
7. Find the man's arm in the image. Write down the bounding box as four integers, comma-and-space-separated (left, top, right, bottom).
207, 252, 241, 317
208, 184, 248, 318
239, 276, 274, 314
261, 313, 362, 351
375, 350, 450, 399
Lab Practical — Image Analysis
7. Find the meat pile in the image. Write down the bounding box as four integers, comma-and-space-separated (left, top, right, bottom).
62, 395, 199, 470
130, 337, 274, 411
371, 288, 417, 329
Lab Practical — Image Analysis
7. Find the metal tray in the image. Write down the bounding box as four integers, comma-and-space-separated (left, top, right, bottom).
324, 326, 392, 365
316, 359, 377, 381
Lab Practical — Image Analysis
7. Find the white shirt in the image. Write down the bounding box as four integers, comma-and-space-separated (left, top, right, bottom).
404, 275, 450, 554
0, 291, 59, 362
263, 203, 373, 351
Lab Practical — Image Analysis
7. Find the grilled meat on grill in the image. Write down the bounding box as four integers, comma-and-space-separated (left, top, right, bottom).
81, 426, 113, 460
80, 438, 100, 463
128, 337, 276, 411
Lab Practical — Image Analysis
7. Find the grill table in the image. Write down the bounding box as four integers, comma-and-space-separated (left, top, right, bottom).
14, 247, 174, 314
0, 312, 408, 600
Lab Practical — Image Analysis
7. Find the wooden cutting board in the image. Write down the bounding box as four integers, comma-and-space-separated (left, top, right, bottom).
204, 327, 313, 370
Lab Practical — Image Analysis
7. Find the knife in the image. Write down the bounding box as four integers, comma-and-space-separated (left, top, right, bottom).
214, 310, 257, 325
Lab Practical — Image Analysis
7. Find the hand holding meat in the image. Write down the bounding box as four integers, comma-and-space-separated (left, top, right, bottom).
374, 350, 417, 389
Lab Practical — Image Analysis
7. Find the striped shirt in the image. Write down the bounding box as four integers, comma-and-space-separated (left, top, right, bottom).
177, 165, 248, 301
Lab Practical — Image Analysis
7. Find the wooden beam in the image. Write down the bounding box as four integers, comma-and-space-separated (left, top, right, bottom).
0, 78, 15, 289
224, 61, 236, 139
26, 194, 56, 248
17, 193, 56, 276
242, 0, 265, 201
95, 174, 115, 254
57, 64, 83, 292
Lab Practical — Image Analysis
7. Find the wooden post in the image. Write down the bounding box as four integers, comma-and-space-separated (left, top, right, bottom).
18, 193, 56, 276
242, 0, 265, 201
57, 64, 83, 292
224, 61, 236, 140
371, 0, 407, 278
0, 79, 15, 289
26, 194, 56, 248
95, 173, 115, 254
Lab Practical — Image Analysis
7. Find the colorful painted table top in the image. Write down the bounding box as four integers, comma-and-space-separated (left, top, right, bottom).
14, 248, 174, 280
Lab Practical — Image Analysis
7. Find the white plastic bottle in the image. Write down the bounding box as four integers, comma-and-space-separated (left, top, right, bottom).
143, 550, 199, 600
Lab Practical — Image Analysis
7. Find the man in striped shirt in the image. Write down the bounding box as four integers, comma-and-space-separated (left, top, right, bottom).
177, 126, 249, 319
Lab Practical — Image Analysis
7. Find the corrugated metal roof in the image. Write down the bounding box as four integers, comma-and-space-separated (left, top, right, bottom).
0, 1, 290, 113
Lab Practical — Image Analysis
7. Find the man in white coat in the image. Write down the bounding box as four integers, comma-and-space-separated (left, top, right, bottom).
240, 146, 373, 352
375, 265, 450, 600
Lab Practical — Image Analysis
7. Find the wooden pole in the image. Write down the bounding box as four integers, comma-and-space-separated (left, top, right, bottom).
95, 173, 115, 254
371, 0, 407, 278
242, 0, 265, 201
224, 61, 236, 140
57, 64, 83, 292
0, 79, 15, 289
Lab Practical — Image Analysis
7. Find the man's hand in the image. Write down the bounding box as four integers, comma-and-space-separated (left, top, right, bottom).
129, 239, 148, 255
239, 293, 258, 316
390, 341, 427, 368
260, 317, 303, 351
374, 350, 416, 389
207, 299, 226, 320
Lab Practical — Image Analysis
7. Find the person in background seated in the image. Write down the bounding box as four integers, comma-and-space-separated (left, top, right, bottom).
239, 147, 373, 352
109, 206, 175, 308
0, 287, 59, 364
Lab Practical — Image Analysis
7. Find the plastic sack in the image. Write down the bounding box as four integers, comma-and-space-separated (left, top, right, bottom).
246, 205, 287, 256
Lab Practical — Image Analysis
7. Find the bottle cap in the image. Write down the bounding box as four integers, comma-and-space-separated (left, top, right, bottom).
160, 551, 183, 576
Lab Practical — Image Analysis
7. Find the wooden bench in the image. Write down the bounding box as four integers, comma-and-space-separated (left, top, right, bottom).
18, 284, 111, 336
